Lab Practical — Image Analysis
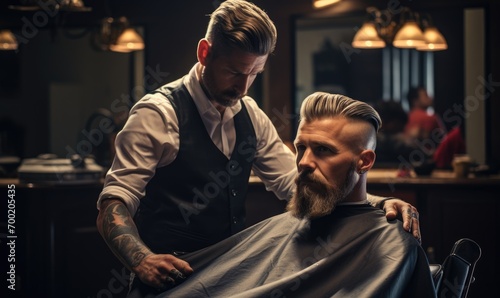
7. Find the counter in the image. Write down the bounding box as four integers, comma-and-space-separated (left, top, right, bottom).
366, 168, 500, 185
0, 179, 115, 298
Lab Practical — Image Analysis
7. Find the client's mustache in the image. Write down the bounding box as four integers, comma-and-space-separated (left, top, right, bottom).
296, 171, 323, 186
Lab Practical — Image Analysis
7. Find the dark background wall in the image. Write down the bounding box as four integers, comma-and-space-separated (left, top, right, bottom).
0, 0, 499, 167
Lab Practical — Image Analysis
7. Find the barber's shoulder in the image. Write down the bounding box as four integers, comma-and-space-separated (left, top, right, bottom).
240, 96, 273, 125
135, 92, 171, 106
130, 92, 176, 116
240, 95, 260, 110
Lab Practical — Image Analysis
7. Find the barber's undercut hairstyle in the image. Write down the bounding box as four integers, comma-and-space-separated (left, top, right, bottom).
300, 92, 382, 133
205, 0, 277, 57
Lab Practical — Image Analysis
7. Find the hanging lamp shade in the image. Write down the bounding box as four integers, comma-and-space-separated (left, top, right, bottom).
417, 26, 448, 51
0, 30, 18, 50
352, 22, 385, 49
392, 21, 425, 48
109, 28, 144, 53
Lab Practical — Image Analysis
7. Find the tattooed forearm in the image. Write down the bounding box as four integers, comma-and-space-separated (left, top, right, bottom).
114, 234, 151, 267
97, 199, 152, 270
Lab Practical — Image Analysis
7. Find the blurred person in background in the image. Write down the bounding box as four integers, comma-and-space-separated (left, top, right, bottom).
374, 100, 417, 167
405, 86, 446, 154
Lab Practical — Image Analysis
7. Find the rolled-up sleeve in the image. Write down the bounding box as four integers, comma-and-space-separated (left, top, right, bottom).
97, 95, 179, 215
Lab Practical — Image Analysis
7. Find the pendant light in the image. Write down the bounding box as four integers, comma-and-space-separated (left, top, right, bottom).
417, 16, 448, 51
0, 30, 18, 50
109, 28, 145, 53
352, 22, 386, 49
313, 0, 341, 9
352, 7, 448, 52
392, 21, 426, 48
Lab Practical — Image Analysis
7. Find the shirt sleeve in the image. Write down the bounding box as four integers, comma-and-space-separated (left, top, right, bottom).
97, 94, 179, 215
242, 98, 297, 201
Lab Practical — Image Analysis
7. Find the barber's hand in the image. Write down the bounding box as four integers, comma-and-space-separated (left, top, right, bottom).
383, 199, 421, 244
133, 253, 194, 290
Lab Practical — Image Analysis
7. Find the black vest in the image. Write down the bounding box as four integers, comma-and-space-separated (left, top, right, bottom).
134, 79, 256, 253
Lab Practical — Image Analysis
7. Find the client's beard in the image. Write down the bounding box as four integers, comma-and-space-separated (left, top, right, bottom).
287, 164, 356, 219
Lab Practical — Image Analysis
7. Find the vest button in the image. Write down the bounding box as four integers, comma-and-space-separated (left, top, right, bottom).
233, 217, 238, 224
231, 189, 238, 197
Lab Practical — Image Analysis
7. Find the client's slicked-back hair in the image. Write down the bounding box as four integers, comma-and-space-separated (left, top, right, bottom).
300, 92, 382, 133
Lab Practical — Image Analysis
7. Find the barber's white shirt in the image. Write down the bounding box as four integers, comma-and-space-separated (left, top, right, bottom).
98, 63, 296, 215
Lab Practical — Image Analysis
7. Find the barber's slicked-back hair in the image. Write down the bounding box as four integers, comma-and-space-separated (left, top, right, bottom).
300, 92, 382, 133
206, 0, 277, 56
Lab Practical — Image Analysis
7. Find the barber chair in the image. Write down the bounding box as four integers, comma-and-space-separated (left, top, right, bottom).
429, 238, 482, 298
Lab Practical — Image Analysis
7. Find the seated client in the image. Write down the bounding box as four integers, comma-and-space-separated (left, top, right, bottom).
151, 92, 436, 298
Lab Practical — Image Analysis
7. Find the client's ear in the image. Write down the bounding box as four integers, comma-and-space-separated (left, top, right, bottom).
357, 150, 376, 174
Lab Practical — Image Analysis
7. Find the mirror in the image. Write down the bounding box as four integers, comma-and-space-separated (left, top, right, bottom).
293, 6, 487, 169
294, 14, 382, 115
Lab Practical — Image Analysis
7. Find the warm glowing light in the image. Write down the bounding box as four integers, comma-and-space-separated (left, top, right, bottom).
109, 28, 145, 53
351, 7, 448, 52
417, 26, 448, 51
313, 0, 341, 9
352, 22, 385, 49
393, 21, 426, 48
0, 30, 18, 50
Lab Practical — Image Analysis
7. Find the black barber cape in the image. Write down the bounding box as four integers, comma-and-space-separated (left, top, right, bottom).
155, 205, 436, 298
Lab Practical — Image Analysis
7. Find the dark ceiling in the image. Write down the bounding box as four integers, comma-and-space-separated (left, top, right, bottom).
0, 0, 491, 29
0, 0, 184, 28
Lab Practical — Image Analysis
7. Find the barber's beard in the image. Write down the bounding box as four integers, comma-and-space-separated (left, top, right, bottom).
215, 90, 242, 107
201, 69, 243, 107
287, 164, 357, 219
